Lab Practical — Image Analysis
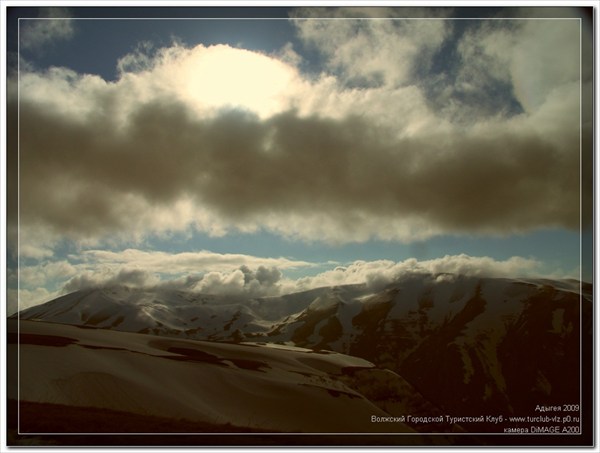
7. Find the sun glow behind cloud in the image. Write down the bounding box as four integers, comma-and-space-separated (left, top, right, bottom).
12, 20, 583, 244
178, 45, 300, 118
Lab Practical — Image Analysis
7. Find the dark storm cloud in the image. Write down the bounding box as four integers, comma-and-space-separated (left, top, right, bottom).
13, 92, 581, 243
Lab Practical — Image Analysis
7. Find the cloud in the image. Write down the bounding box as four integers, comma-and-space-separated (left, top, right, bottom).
62, 268, 159, 293
19, 260, 77, 288
15, 93, 580, 244
19, 242, 55, 260
292, 254, 543, 293
10, 17, 584, 247
59, 264, 284, 298
455, 19, 580, 115
74, 249, 312, 273
16, 248, 311, 294
11, 253, 551, 315
292, 8, 450, 88
20, 8, 74, 51
187, 265, 282, 297
8, 287, 59, 315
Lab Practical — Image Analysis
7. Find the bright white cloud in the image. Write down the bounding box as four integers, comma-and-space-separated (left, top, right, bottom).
193, 269, 246, 296
116, 43, 308, 120
292, 254, 543, 293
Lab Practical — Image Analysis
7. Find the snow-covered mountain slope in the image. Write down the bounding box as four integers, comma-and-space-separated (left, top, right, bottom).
14, 274, 592, 422
8, 319, 415, 434
15, 284, 370, 342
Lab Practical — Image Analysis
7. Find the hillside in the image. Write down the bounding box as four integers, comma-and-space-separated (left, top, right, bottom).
12, 273, 592, 439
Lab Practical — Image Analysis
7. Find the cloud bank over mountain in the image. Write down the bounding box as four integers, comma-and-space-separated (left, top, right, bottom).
9, 252, 547, 315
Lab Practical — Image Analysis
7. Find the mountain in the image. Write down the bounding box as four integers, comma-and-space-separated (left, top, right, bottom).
13, 274, 592, 436
15, 285, 342, 339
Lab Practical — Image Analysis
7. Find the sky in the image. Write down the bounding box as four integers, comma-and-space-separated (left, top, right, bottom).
4, 5, 594, 315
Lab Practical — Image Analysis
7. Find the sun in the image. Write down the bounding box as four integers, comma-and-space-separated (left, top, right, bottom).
181, 44, 299, 118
